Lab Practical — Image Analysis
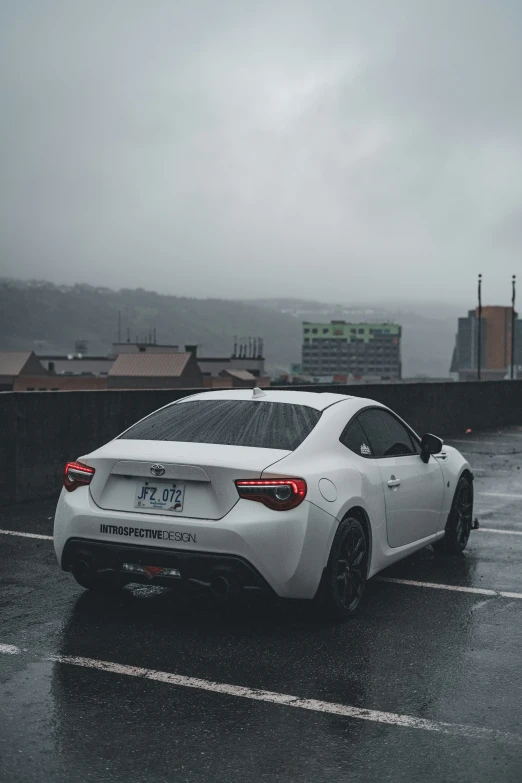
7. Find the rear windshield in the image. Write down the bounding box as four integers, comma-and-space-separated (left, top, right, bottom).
119, 400, 321, 451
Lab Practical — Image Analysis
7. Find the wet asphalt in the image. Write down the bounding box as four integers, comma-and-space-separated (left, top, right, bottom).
1, 429, 522, 783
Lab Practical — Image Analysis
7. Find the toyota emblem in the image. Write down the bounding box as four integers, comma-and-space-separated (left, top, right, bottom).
150, 464, 166, 477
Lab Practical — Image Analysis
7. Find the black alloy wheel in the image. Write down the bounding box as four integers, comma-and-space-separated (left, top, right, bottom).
315, 517, 369, 620
433, 476, 473, 554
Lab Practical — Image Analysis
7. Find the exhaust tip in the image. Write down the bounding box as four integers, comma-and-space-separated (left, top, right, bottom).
209, 570, 241, 600
210, 574, 229, 597
71, 552, 113, 581
72, 556, 95, 580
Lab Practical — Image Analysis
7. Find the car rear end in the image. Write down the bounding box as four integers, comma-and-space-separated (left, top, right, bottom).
54, 393, 336, 599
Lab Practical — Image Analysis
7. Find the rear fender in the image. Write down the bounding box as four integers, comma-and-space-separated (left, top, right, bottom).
263, 444, 386, 570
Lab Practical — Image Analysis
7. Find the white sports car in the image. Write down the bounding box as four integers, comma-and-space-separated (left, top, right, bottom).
54, 389, 474, 619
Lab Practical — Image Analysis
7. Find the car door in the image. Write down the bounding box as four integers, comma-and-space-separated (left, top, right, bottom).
357, 408, 444, 548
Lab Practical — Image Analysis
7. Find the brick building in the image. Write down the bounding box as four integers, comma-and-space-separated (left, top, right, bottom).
0, 352, 49, 391
107, 352, 203, 389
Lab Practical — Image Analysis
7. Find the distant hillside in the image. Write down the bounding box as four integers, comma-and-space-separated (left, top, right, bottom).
0, 280, 457, 377
0, 279, 301, 373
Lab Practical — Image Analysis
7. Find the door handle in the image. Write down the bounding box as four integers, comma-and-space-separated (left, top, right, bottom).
387, 477, 401, 488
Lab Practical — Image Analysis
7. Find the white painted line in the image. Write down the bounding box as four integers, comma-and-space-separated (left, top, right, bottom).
447, 439, 518, 447
0, 644, 21, 655
479, 492, 522, 500
2, 643, 517, 742
376, 577, 522, 600
477, 527, 522, 536
472, 468, 511, 474
36, 653, 518, 745
0, 529, 53, 541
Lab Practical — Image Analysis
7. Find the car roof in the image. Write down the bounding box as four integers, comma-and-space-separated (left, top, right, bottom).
175, 388, 357, 412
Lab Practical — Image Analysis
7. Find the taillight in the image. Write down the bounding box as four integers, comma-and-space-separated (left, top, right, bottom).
235, 478, 307, 511
64, 461, 95, 492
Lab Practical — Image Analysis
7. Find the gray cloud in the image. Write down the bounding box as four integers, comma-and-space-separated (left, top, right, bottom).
1, 0, 521, 306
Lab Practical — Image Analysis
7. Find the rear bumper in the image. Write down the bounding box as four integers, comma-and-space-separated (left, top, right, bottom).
62, 538, 273, 593
54, 487, 337, 599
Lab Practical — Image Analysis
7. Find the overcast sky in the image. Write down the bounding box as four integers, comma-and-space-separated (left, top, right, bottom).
1, 0, 521, 307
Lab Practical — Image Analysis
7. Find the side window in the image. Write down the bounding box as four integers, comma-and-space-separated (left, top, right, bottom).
340, 418, 374, 458
408, 431, 422, 455
358, 409, 416, 458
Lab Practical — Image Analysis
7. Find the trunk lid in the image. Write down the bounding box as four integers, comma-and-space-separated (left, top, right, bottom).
84, 440, 290, 520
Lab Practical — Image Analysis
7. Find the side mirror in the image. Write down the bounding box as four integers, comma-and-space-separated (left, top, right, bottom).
420, 433, 443, 463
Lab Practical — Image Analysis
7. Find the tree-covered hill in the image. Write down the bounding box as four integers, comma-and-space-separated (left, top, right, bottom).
0, 279, 301, 372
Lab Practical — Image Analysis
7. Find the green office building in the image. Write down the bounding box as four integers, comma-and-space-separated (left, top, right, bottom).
301, 321, 402, 380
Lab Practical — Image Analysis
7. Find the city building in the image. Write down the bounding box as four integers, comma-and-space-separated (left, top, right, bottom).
107, 348, 269, 390
12, 336, 269, 391
107, 352, 203, 389
37, 355, 113, 376
105, 339, 267, 381
190, 341, 266, 380
450, 306, 522, 380
301, 321, 402, 381
0, 352, 49, 391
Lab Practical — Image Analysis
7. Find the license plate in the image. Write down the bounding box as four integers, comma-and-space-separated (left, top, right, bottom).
134, 480, 185, 513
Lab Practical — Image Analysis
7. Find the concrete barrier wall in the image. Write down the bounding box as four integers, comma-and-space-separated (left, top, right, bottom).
1, 381, 521, 506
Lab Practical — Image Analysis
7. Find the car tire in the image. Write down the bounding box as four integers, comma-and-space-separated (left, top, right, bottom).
432, 476, 473, 554
314, 517, 368, 621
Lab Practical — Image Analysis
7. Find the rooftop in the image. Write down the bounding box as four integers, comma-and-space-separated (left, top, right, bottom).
0, 351, 47, 377
221, 369, 256, 381
108, 352, 192, 377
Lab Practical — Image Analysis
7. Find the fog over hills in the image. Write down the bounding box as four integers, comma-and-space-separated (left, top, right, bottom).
0, 279, 459, 377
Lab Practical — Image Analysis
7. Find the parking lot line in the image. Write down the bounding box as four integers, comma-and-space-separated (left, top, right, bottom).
376, 577, 522, 600
484, 432, 522, 438
471, 468, 512, 474
0, 528, 53, 541
477, 527, 522, 535
0, 645, 519, 744
446, 439, 520, 447
479, 492, 522, 499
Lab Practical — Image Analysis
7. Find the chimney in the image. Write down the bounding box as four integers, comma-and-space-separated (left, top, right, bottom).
185, 344, 198, 357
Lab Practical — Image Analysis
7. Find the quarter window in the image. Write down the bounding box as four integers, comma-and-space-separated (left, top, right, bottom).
357, 409, 418, 458
340, 419, 374, 458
